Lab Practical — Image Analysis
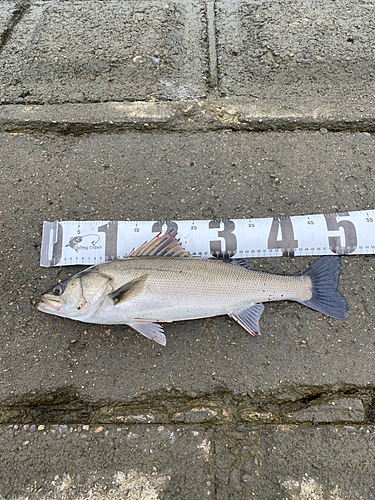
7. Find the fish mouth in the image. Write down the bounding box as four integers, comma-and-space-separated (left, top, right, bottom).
36, 296, 62, 312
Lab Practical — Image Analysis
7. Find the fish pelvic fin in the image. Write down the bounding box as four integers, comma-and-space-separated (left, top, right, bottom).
229, 303, 265, 336
294, 256, 348, 320
108, 274, 147, 305
127, 320, 166, 346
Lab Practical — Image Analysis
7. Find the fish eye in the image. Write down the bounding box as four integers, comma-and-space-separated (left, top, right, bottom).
52, 284, 65, 296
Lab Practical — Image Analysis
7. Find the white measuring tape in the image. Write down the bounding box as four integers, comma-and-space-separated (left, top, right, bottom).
40, 210, 375, 267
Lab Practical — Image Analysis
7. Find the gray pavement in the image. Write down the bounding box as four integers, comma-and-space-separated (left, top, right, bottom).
216, 0, 375, 100
1, 0, 375, 498
0, 0, 374, 106
0, 0, 208, 104
0, 423, 374, 499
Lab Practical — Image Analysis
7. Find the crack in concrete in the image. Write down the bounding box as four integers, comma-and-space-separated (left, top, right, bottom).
0, 1, 30, 55
206, 1, 218, 90
0, 384, 373, 426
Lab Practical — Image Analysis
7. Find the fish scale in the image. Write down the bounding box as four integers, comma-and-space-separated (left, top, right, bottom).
94, 257, 310, 318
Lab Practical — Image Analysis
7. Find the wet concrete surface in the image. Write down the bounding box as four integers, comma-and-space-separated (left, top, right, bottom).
0, 0, 208, 104
1, 0, 374, 106
2, 130, 375, 499
216, 0, 375, 100
215, 424, 375, 499
0, 423, 213, 499
0, 423, 374, 499
0, 1, 16, 38
1, 0, 375, 498
1, 130, 375, 408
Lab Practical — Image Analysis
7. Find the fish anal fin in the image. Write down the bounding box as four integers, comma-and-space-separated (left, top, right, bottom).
229, 303, 265, 336
124, 232, 191, 258
128, 320, 166, 346
108, 274, 147, 305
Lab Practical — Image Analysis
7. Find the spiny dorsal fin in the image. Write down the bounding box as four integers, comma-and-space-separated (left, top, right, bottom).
108, 274, 147, 305
124, 232, 191, 258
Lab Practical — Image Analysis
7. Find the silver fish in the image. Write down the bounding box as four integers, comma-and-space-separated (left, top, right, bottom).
37, 233, 348, 346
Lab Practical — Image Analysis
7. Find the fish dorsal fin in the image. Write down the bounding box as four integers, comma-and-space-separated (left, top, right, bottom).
229, 303, 265, 336
229, 258, 253, 270
218, 258, 253, 270
108, 274, 147, 305
127, 320, 166, 346
124, 232, 191, 258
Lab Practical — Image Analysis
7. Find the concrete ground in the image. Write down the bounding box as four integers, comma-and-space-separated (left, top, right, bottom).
1, 0, 375, 499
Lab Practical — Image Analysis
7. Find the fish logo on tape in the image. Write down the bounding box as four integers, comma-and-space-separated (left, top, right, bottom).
40, 210, 375, 267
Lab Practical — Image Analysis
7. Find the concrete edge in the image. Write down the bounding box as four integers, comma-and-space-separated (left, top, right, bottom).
0, 383, 373, 426
0, 97, 374, 134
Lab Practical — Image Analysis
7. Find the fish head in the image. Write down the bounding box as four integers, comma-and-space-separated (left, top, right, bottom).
36, 268, 113, 320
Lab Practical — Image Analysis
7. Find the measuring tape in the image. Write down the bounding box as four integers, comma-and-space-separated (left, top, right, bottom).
40, 210, 375, 267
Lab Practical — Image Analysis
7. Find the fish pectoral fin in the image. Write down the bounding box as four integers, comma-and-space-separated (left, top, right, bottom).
127, 320, 166, 346
229, 303, 265, 336
107, 274, 147, 305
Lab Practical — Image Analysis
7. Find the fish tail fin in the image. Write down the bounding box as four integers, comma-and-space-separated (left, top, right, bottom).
294, 256, 348, 320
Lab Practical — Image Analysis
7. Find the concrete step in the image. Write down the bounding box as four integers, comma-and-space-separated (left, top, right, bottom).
1, 130, 374, 413
0, 0, 374, 108
0, 97, 375, 134
0, 423, 373, 499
